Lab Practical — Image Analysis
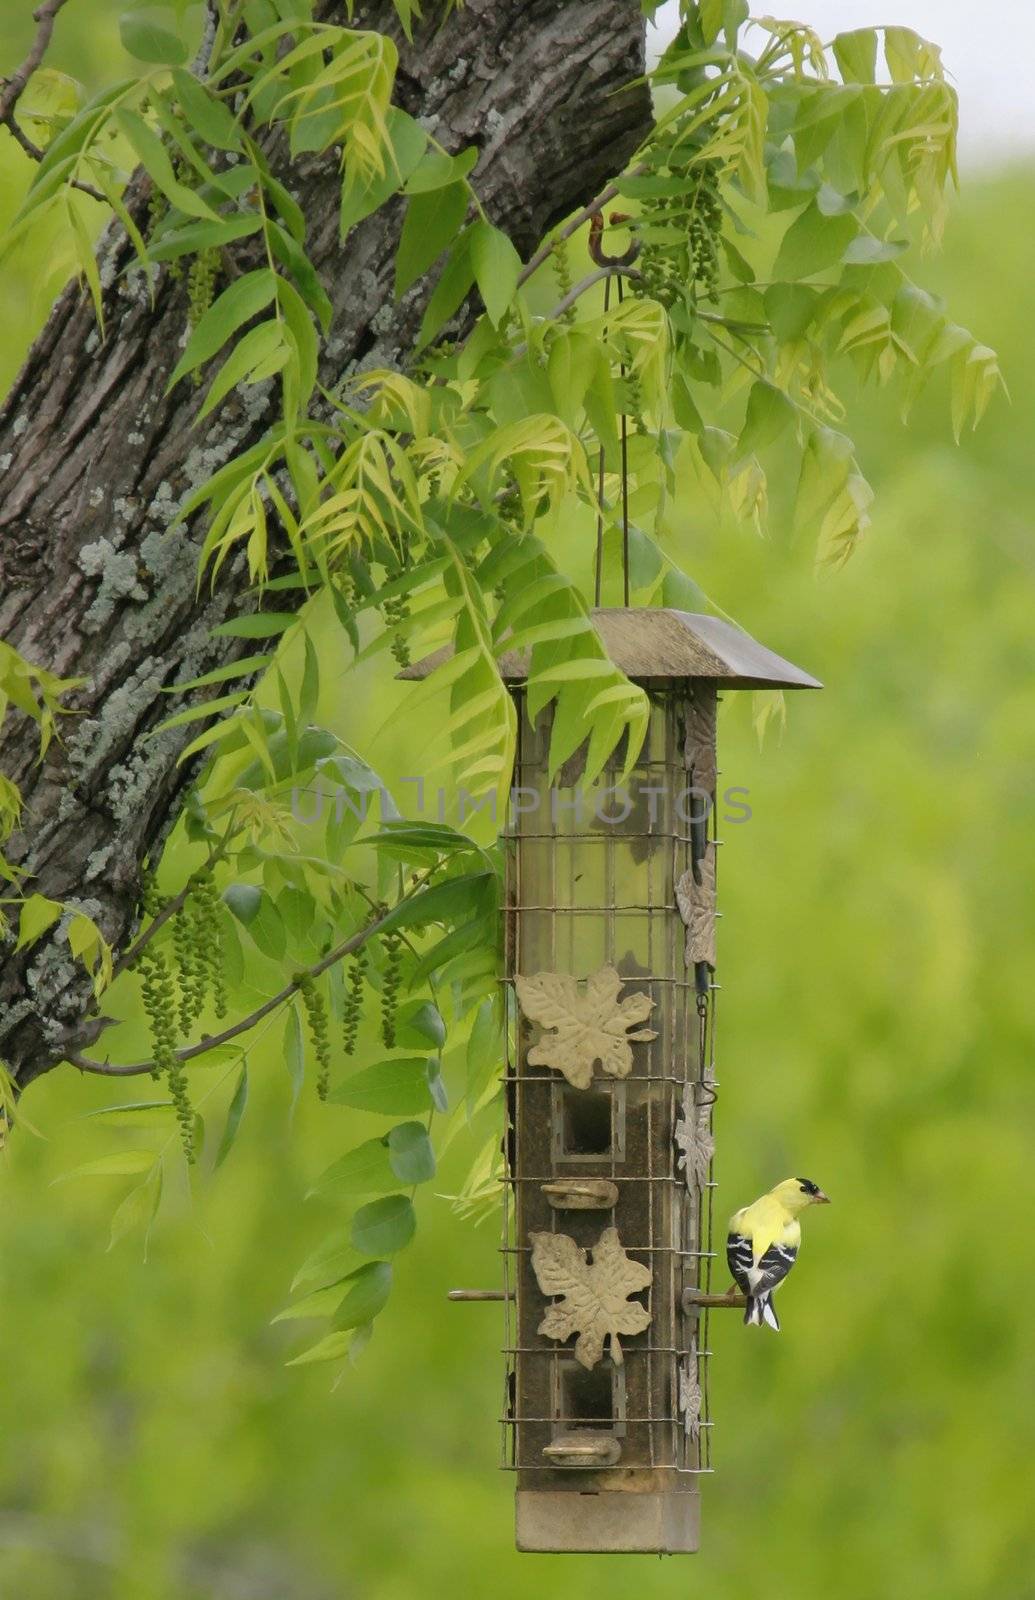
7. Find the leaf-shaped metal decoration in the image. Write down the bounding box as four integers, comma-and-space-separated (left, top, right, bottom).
674, 1076, 715, 1193
678, 1341, 703, 1442
675, 849, 715, 969
529, 1225, 652, 1370
514, 965, 656, 1090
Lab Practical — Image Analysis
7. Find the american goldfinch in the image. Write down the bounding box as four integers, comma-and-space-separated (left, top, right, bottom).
727, 1177, 830, 1331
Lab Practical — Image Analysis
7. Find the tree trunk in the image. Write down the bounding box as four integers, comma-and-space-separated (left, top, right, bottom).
0, 0, 651, 1087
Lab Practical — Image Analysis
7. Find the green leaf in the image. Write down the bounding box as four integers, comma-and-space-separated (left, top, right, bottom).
170, 67, 242, 150
68, 199, 105, 328
774, 203, 858, 281
738, 379, 795, 461
842, 235, 909, 266
547, 328, 598, 424
81, 1100, 173, 1124
107, 1162, 162, 1250
394, 1000, 446, 1051
210, 611, 296, 639
833, 28, 878, 84
267, 219, 333, 331
286, 1330, 353, 1366
469, 220, 522, 327
387, 1121, 436, 1184
466, 996, 501, 1110
333, 1261, 393, 1328
328, 1057, 435, 1115
381, 872, 497, 936
396, 181, 469, 297
119, 10, 188, 64
113, 107, 219, 221
149, 689, 250, 736
15, 892, 63, 951
197, 320, 290, 422
403, 145, 478, 195
166, 270, 278, 389
308, 1138, 398, 1198
215, 1064, 248, 1168
278, 1003, 301, 1112
273, 1282, 350, 1323
53, 1151, 159, 1183
350, 1195, 416, 1256
339, 106, 426, 238
291, 1232, 361, 1293
427, 1062, 449, 1114
416, 226, 475, 348
224, 883, 262, 925
148, 214, 262, 262
365, 822, 476, 860
165, 654, 270, 693
764, 283, 818, 342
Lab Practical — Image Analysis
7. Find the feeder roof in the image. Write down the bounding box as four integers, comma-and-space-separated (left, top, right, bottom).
400, 608, 822, 691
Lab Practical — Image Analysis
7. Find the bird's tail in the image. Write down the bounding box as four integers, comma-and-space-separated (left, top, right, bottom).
743, 1292, 780, 1331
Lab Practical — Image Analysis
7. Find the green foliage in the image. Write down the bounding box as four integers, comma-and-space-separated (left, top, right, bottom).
0, 0, 1006, 1408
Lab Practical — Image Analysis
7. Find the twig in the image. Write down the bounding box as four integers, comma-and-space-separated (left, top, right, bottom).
516, 166, 646, 288
68, 857, 444, 1079
0, 0, 72, 126
0, 0, 106, 202
69, 901, 400, 1078
509, 265, 641, 360
547, 264, 641, 323
111, 828, 236, 982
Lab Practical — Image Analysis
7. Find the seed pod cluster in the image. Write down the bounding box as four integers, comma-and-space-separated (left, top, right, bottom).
380, 932, 402, 1048
298, 973, 332, 1100
187, 247, 219, 333
382, 594, 411, 669
172, 903, 205, 1034
551, 234, 576, 323
192, 870, 228, 1019
342, 948, 369, 1056
634, 158, 723, 310
138, 942, 195, 1162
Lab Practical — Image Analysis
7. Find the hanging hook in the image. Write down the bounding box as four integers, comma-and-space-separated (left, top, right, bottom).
587, 211, 640, 270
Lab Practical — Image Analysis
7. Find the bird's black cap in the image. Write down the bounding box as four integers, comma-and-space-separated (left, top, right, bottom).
797, 1178, 821, 1195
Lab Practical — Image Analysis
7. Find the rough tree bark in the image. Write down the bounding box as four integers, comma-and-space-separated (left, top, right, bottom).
0, 0, 652, 1087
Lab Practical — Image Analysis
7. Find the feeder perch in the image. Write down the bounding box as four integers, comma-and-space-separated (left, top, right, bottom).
408, 609, 819, 1552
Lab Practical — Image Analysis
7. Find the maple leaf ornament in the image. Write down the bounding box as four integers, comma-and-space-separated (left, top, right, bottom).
529, 1226, 652, 1369
514, 964, 656, 1090
674, 1075, 715, 1192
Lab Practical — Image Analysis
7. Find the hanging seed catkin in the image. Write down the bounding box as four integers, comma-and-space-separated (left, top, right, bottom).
381, 594, 411, 669
172, 901, 205, 1034
136, 874, 195, 1160
298, 974, 332, 1100
192, 869, 228, 1019
342, 948, 368, 1056
551, 234, 577, 323
380, 932, 402, 1048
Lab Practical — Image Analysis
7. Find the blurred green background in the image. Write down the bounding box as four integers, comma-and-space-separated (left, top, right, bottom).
2, 8, 1034, 1599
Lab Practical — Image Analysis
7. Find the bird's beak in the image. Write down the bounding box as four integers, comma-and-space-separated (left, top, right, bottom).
814, 1190, 831, 1204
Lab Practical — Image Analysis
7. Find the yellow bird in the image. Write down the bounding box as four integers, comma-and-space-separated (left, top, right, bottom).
727, 1177, 830, 1330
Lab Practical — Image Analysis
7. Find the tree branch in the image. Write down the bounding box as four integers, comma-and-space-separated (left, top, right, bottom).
0, 0, 72, 125
69, 898, 401, 1079
0, 0, 652, 1091
0, 0, 106, 202
516, 163, 646, 287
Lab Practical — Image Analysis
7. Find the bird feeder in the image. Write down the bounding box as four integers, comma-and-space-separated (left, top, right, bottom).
417, 608, 820, 1553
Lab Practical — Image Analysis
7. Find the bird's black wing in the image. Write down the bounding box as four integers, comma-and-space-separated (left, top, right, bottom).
726, 1232, 754, 1295
727, 1232, 797, 1296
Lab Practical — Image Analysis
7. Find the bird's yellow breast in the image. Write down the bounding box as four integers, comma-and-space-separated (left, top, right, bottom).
729, 1197, 802, 1264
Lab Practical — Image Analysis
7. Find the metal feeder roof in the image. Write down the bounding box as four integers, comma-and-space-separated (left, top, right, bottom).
400, 608, 822, 691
